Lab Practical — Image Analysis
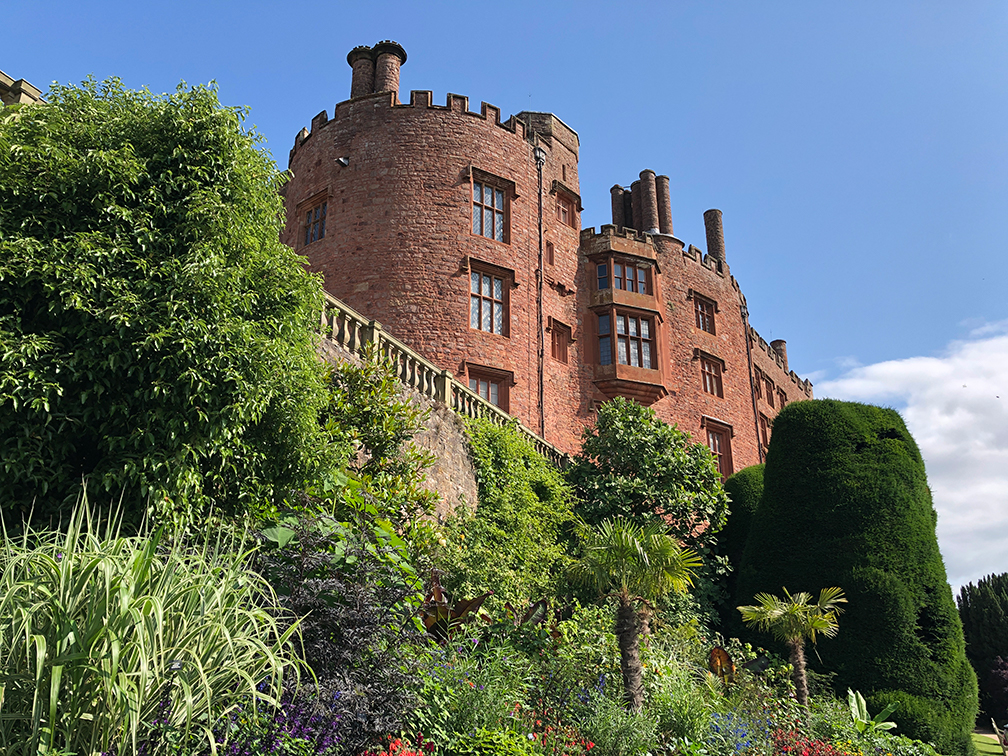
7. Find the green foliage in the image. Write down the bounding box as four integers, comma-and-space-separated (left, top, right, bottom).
568, 397, 728, 547
571, 517, 701, 604
436, 418, 575, 612
735, 399, 978, 755
718, 464, 764, 633
0, 78, 329, 525
0, 501, 301, 755
320, 345, 438, 526
578, 694, 657, 756
848, 688, 898, 733
738, 587, 847, 648
568, 397, 730, 626
957, 572, 1008, 721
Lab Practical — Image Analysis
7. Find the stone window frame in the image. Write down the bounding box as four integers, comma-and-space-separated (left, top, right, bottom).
467, 260, 512, 337
597, 307, 657, 370
548, 317, 572, 364
596, 258, 652, 295
465, 362, 513, 412
759, 413, 770, 448
298, 192, 328, 248
753, 367, 764, 400
695, 349, 726, 398
701, 416, 734, 478
689, 290, 718, 335
765, 375, 776, 408
550, 179, 581, 230
469, 167, 515, 245
777, 388, 787, 408
546, 240, 555, 266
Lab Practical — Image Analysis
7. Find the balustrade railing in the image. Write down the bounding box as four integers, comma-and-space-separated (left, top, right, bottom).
320, 293, 568, 468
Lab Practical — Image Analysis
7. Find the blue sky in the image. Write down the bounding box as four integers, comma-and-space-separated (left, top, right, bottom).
6, 1, 1007, 590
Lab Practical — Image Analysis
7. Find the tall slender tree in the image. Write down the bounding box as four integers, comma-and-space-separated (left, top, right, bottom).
738, 587, 846, 707
572, 516, 701, 710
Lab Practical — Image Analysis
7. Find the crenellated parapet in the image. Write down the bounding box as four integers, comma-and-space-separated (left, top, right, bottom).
289, 88, 537, 165
749, 325, 813, 396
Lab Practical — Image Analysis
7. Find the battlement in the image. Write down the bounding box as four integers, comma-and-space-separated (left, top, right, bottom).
289, 88, 534, 164
749, 325, 813, 396
580, 224, 654, 246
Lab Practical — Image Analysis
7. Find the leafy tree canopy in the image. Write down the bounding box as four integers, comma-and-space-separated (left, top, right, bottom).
0, 78, 329, 525
567, 397, 728, 548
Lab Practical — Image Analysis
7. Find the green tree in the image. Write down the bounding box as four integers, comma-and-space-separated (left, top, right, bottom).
957, 572, 1008, 722
568, 398, 728, 549
738, 586, 846, 707
735, 400, 978, 756
0, 78, 329, 525
320, 344, 438, 527
572, 516, 701, 711
436, 418, 575, 612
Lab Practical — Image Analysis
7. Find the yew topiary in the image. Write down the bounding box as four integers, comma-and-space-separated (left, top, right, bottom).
717, 464, 764, 633
735, 400, 977, 756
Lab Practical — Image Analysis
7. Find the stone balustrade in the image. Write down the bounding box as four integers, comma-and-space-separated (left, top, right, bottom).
321, 292, 568, 469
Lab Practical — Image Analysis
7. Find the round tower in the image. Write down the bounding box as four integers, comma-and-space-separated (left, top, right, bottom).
282, 42, 583, 449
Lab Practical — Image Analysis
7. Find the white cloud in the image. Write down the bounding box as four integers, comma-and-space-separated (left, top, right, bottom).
816, 327, 1008, 595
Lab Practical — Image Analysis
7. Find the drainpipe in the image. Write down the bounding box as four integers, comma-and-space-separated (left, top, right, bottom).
534, 144, 547, 438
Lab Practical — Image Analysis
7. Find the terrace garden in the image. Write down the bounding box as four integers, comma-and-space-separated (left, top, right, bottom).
0, 79, 991, 756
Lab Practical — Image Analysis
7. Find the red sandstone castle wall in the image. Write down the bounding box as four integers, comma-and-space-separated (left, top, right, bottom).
281, 42, 814, 467
282, 84, 585, 448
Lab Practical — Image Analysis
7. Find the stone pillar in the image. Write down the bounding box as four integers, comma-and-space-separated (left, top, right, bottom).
347, 46, 375, 99
372, 40, 407, 100
631, 180, 643, 232
639, 169, 660, 233
771, 340, 788, 371
610, 185, 626, 227
703, 208, 726, 262
655, 175, 672, 235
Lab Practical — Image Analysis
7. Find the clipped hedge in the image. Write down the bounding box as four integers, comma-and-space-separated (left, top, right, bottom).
718, 464, 764, 633
735, 400, 977, 756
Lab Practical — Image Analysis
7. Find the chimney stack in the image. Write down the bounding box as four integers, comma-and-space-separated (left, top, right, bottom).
703, 208, 726, 262
347, 46, 375, 99
639, 170, 660, 233
771, 340, 788, 371
610, 185, 626, 228
630, 180, 643, 232
347, 41, 407, 101
655, 175, 672, 235
372, 40, 407, 100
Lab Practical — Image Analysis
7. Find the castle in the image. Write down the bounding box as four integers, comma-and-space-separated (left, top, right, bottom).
281, 40, 813, 475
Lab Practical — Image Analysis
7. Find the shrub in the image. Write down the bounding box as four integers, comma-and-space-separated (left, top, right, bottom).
0, 78, 328, 526
435, 419, 575, 612
735, 400, 978, 756
957, 572, 1008, 722
577, 694, 657, 756
0, 503, 300, 756
256, 502, 424, 755
717, 464, 764, 633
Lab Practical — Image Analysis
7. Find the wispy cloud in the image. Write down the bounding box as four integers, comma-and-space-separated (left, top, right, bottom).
817, 328, 1008, 594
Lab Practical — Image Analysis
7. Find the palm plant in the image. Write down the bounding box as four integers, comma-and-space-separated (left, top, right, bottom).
737, 586, 846, 707
571, 516, 701, 710
0, 503, 302, 755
